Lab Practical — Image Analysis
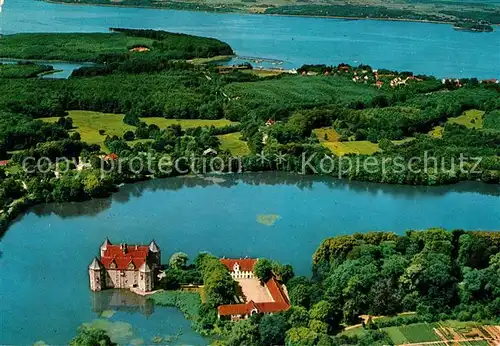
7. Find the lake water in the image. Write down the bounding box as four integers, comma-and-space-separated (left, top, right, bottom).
1, 0, 499, 78
0, 59, 92, 78
1, 173, 499, 344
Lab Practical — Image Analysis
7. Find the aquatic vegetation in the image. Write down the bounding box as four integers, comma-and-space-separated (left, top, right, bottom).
83, 319, 135, 344
33, 341, 48, 346
257, 214, 281, 226
150, 291, 201, 320
151, 336, 163, 344
99, 310, 116, 319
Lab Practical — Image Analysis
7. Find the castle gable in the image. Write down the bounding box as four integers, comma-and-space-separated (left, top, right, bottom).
220, 258, 257, 273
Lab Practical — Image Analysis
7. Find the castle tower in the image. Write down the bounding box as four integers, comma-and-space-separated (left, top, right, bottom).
138, 263, 152, 292
100, 238, 111, 257
89, 257, 104, 291
148, 240, 161, 268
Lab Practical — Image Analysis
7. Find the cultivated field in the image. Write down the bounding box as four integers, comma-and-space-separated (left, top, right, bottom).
385, 323, 441, 344
314, 127, 380, 156
313, 128, 341, 142
383, 321, 500, 346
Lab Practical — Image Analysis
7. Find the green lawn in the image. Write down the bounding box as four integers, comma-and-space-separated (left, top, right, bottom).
42, 110, 238, 150
429, 109, 485, 138
43, 111, 132, 147
384, 323, 440, 345
218, 132, 250, 156
143, 117, 237, 129
447, 109, 484, 129
43, 110, 136, 148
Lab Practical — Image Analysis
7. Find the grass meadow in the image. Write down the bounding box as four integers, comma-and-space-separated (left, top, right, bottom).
43, 110, 237, 149
217, 132, 250, 156
429, 109, 485, 138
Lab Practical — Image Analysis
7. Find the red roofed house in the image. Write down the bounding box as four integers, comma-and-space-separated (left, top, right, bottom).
265, 119, 275, 127
0, 160, 9, 166
217, 258, 291, 320
104, 153, 119, 161
89, 239, 161, 292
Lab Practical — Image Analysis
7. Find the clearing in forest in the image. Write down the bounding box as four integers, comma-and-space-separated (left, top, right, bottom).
218, 132, 250, 156
43, 110, 237, 149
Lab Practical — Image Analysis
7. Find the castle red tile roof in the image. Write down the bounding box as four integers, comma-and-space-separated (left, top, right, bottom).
0, 160, 9, 166
101, 244, 149, 270
220, 258, 257, 272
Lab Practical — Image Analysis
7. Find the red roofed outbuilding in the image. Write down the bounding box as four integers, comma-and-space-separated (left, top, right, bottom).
217, 258, 291, 320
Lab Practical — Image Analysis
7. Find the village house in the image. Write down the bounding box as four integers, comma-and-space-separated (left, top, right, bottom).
217, 258, 291, 321
265, 119, 275, 127
88, 239, 161, 292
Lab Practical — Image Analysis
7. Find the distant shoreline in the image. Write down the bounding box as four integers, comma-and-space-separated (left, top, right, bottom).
41, 0, 499, 29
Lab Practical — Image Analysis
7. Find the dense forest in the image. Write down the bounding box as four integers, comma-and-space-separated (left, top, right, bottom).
0, 29, 233, 62
0, 30, 499, 234
204, 229, 499, 345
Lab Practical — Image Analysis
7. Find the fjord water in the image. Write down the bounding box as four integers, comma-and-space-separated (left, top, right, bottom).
1, 173, 499, 344
2, 0, 500, 78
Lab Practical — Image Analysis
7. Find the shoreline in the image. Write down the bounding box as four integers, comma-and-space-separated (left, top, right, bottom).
41, 0, 499, 28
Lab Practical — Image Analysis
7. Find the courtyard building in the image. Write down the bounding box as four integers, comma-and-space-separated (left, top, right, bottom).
217, 258, 290, 320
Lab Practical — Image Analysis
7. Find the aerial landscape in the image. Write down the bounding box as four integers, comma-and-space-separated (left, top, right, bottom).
0, 0, 499, 345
